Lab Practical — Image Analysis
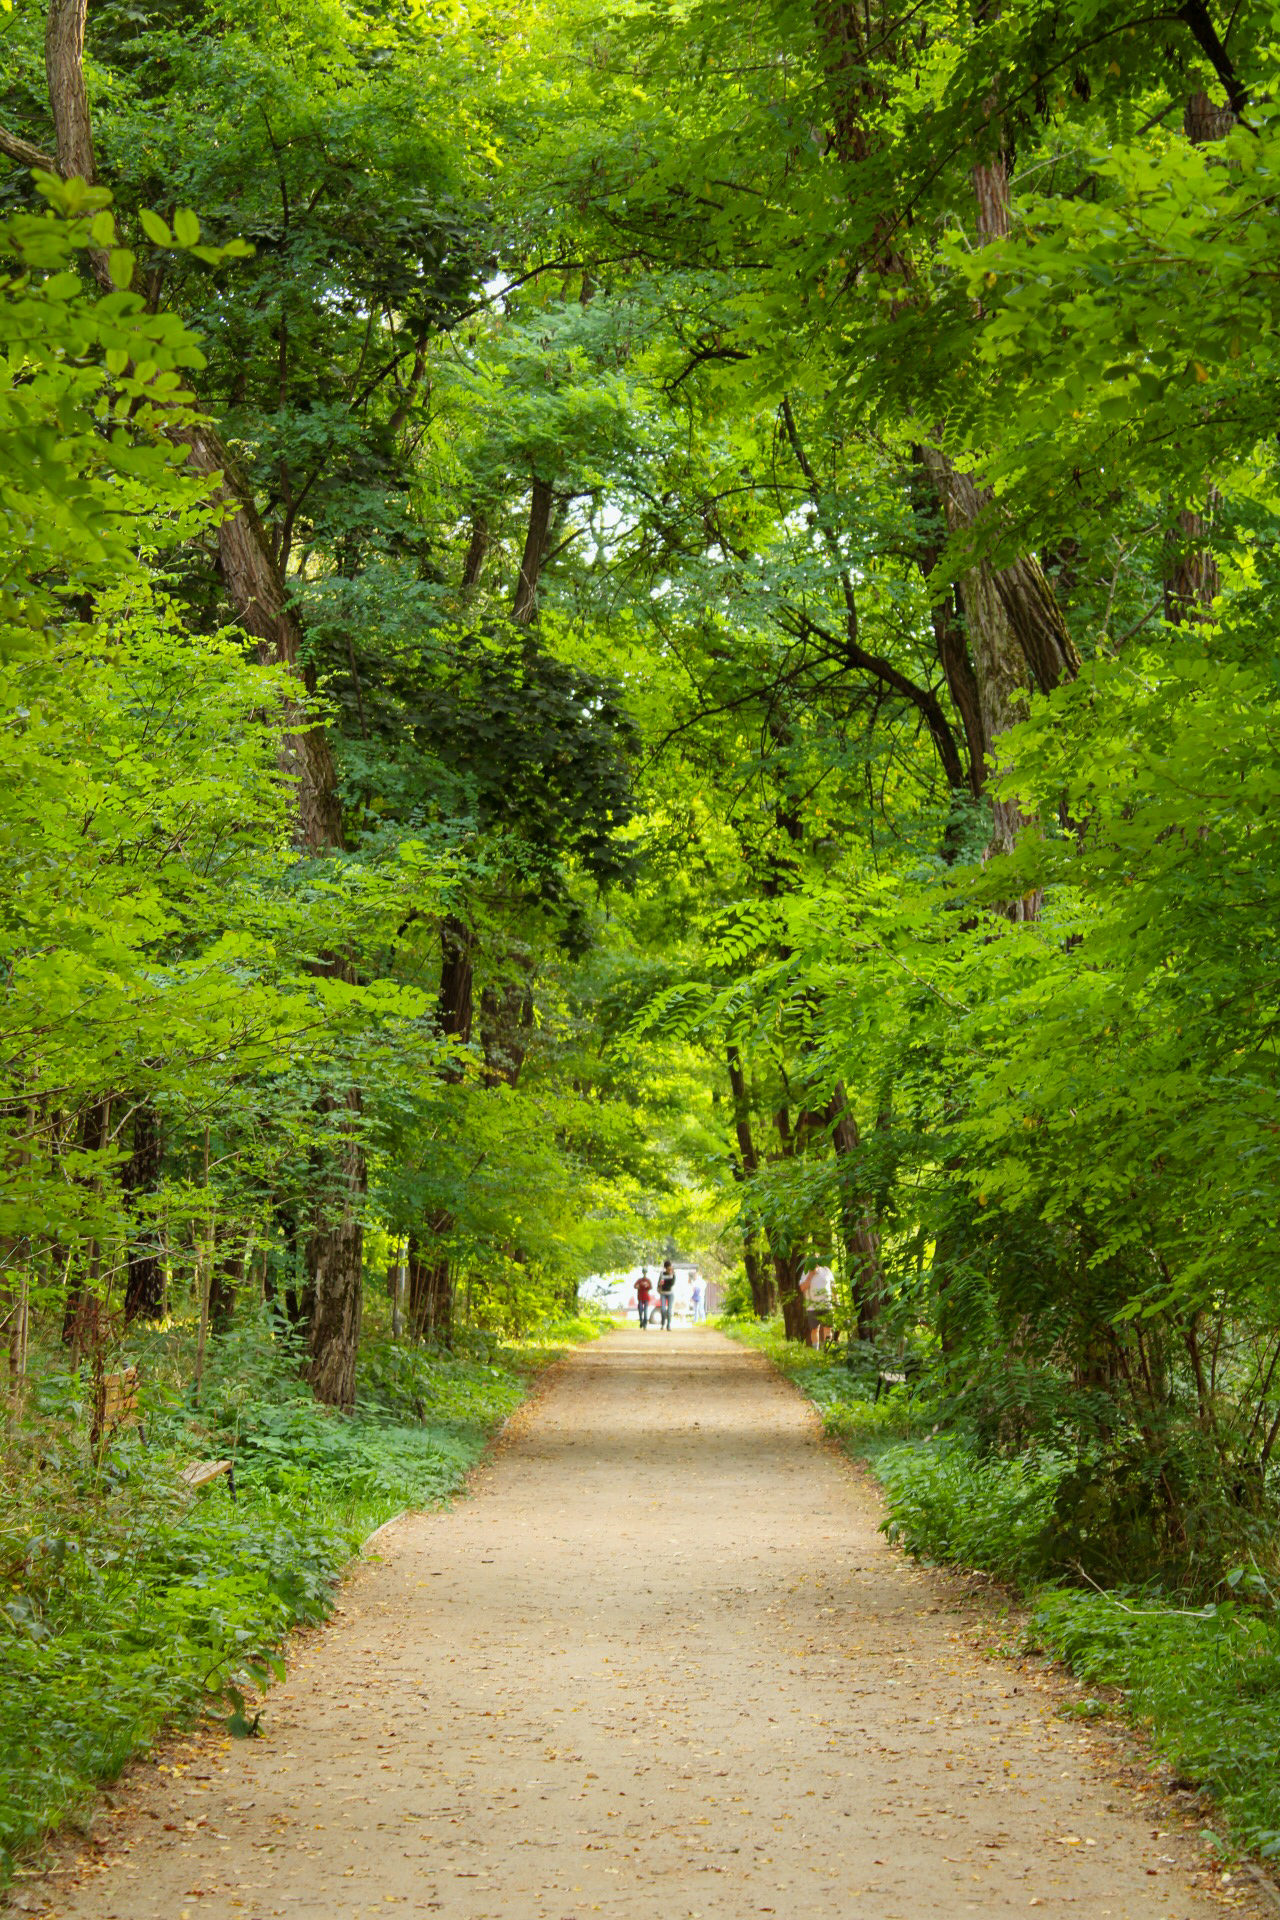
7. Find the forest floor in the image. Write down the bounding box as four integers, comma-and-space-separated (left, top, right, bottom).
16, 1328, 1269, 1920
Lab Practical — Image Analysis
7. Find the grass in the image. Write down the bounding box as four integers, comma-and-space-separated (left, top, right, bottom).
724, 1313, 1280, 1866
0, 1305, 599, 1883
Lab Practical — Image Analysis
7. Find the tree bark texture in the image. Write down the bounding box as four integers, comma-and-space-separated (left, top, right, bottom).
917, 447, 1079, 874
123, 1100, 164, 1322
511, 478, 556, 625
912, 488, 985, 799
45, 0, 95, 183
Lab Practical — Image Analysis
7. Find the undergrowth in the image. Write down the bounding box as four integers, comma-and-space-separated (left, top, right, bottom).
0, 1306, 597, 1884
727, 1314, 1280, 1865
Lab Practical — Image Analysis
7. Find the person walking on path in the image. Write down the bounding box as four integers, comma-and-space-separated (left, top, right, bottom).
800, 1257, 835, 1349
690, 1275, 704, 1323
657, 1259, 676, 1330
636, 1270, 654, 1329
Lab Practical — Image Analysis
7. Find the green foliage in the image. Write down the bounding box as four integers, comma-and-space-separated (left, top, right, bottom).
1031, 1587, 1280, 1860
878, 1441, 1067, 1587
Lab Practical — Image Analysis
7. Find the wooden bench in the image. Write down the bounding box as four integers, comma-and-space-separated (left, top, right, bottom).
178, 1458, 236, 1499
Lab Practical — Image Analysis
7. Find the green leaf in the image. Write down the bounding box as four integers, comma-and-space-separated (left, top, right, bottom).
172, 207, 200, 248
138, 209, 173, 247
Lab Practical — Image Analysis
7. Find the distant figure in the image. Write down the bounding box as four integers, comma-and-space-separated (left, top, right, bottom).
799, 1258, 835, 1349
636, 1270, 654, 1329
690, 1276, 705, 1323
657, 1258, 676, 1330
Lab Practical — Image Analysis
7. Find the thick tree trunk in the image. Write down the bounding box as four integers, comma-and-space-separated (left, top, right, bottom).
912, 480, 985, 799
918, 448, 1071, 872
511, 478, 556, 625
827, 1082, 884, 1340
775, 1243, 808, 1343
123, 1100, 164, 1322
45, 0, 95, 183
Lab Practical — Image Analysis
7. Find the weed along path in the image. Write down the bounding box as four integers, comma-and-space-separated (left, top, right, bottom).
40, 1330, 1256, 1920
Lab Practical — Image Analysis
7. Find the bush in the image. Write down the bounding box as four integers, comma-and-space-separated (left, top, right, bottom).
878, 1438, 1067, 1585
1031, 1585, 1280, 1858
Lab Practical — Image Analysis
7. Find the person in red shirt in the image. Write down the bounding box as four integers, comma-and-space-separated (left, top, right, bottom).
635, 1270, 654, 1329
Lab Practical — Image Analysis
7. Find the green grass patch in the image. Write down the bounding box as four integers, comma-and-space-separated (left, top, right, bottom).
0, 1307, 598, 1882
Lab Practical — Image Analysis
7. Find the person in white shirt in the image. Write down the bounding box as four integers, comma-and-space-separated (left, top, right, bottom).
799, 1259, 835, 1349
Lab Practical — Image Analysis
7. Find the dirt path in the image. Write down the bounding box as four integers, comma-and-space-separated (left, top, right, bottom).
36, 1329, 1259, 1920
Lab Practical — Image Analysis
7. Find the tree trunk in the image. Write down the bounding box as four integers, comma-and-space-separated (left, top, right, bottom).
827, 1083, 884, 1340
743, 1224, 774, 1317
775, 1243, 807, 1342
439, 914, 475, 1047
302, 1090, 365, 1409
123, 1100, 164, 1322
770, 1103, 811, 1342
461, 512, 489, 591
45, 0, 95, 183
511, 478, 556, 625
726, 1047, 777, 1315
1164, 505, 1219, 624
173, 424, 345, 850
44, 0, 345, 854
407, 1225, 452, 1343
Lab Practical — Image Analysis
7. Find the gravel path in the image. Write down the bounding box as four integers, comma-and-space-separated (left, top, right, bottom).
38, 1327, 1257, 1919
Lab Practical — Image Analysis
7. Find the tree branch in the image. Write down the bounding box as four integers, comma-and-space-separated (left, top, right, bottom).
0, 125, 55, 171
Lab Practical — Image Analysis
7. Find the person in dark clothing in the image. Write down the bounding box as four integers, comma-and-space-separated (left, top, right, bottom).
657, 1259, 676, 1330
635, 1270, 654, 1328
